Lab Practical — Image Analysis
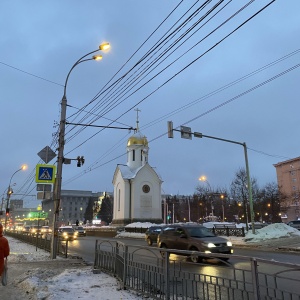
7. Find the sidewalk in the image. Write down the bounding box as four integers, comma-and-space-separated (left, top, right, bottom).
0, 237, 145, 300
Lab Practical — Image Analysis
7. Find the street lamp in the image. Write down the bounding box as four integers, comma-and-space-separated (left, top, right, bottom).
51, 42, 110, 259
199, 176, 214, 217
4, 164, 27, 232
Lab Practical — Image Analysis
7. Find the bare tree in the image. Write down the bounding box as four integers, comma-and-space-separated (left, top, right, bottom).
230, 168, 259, 228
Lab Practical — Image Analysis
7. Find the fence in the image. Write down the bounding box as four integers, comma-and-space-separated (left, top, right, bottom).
94, 240, 300, 300
6, 231, 71, 258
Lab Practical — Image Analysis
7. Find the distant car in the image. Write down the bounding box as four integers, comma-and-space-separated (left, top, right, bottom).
22, 225, 31, 233
58, 226, 78, 241
72, 226, 86, 236
287, 220, 300, 230
30, 225, 42, 235
145, 226, 164, 246
41, 226, 52, 234
157, 224, 233, 263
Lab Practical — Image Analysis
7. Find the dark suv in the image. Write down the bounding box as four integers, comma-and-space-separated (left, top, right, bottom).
157, 224, 233, 262
145, 226, 164, 246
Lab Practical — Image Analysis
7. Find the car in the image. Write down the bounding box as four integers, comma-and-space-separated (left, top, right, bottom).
22, 225, 31, 233
29, 225, 42, 235
145, 225, 164, 246
287, 220, 300, 230
58, 226, 78, 241
72, 226, 86, 236
41, 226, 52, 234
157, 224, 233, 263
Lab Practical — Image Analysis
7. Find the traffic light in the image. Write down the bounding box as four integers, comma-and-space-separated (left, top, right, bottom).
77, 156, 85, 167
6, 208, 10, 216
167, 121, 173, 138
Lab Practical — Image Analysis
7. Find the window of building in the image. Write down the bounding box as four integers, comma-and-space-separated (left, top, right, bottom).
292, 178, 297, 182
132, 149, 135, 161
118, 189, 121, 211
142, 184, 150, 193
291, 171, 295, 176
293, 186, 297, 190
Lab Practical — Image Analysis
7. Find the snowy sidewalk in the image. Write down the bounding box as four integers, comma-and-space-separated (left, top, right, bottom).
0, 237, 144, 300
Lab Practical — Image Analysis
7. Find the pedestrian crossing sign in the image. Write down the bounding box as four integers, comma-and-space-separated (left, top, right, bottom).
35, 164, 56, 183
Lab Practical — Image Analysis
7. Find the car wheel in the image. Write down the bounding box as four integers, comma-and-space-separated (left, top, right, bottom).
160, 245, 167, 259
189, 247, 202, 263
147, 238, 153, 246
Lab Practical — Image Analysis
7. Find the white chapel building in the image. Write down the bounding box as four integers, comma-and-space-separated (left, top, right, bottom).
111, 118, 163, 226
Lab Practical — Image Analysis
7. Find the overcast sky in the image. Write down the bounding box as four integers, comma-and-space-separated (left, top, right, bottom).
1, 1, 299, 208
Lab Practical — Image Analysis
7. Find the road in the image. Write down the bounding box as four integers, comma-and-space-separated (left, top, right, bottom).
68, 235, 300, 265
67, 236, 300, 298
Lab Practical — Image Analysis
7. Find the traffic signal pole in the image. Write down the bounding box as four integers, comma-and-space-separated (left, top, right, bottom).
167, 121, 255, 234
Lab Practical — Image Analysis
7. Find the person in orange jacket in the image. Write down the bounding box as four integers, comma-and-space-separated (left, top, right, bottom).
0, 223, 10, 277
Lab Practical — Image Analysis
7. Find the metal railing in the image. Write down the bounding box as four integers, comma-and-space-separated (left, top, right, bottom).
6, 231, 71, 258
94, 240, 300, 300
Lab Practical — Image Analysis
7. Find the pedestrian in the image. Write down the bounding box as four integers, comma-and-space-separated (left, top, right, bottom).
0, 223, 10, 280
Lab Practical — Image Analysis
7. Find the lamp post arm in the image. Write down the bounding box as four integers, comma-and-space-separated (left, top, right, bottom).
63, 49, 100, 97
8, 167, 23, 190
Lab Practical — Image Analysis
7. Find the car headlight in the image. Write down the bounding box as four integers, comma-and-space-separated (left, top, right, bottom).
227, 241, 232, 247
207, 243, 216, 248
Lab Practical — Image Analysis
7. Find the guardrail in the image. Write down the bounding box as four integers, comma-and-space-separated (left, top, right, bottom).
94, 240, 300, 300
6, 231, 71, 258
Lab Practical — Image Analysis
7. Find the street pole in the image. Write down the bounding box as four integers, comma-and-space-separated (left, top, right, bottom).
170, 124, 256, 234
50, 43, 110, 259
4, 165, 27, 232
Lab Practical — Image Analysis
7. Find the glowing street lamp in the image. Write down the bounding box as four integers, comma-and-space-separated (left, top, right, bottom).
51, 42, 110, 259
4, 164, 27, 231
199, 175, 214, 217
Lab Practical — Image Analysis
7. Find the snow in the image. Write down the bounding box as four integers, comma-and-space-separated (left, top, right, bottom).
4, 222, 300, 299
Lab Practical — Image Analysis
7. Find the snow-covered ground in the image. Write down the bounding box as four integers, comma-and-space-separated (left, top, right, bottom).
3, 222, 300, 299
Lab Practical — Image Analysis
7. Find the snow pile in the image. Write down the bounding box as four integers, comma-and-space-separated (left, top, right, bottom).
245, 223, 300, 242
18, 267, 135, 300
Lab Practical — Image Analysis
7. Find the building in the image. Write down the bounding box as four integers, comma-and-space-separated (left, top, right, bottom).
274, 157, 300, 222
42, 190, 111, 226
111, 117, 163, 226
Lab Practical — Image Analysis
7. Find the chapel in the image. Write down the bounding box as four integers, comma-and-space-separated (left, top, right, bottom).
111, 111, 163, 226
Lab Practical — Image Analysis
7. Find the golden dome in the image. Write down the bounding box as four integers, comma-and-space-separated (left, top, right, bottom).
127, 132, 148, 147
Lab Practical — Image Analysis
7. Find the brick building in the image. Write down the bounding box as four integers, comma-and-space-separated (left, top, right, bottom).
274, 157, 300, 222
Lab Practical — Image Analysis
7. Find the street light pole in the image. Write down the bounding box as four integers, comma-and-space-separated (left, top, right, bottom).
4, 164, 27, 232
51, 43, 110, 259
199, 176, 214, 217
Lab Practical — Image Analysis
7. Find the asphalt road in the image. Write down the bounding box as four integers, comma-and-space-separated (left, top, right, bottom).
68, 235, 300, 265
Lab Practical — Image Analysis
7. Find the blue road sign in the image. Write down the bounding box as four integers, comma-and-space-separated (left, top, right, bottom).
35, 164, 56, 183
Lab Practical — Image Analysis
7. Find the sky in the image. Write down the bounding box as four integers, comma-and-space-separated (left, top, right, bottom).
1, 1, 300, 208
3, 222, 300, 299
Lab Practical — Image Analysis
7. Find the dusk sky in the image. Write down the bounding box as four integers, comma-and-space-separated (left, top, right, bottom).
1, 1, 299, 208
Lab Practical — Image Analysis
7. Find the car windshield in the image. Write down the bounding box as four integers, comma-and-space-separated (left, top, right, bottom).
76, 227, 84, 230
186, 227, 215, 238
61, 228, 74, 232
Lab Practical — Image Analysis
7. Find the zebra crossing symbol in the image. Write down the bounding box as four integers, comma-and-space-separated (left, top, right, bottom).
35, 164, 56, 183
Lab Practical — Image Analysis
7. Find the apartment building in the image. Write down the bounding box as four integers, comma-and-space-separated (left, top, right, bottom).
274, 157, 300, 222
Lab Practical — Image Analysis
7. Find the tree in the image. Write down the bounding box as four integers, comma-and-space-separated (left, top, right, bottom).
257, 182, 281, 223
230, 168, 259, 228
97, 195, 113, 225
